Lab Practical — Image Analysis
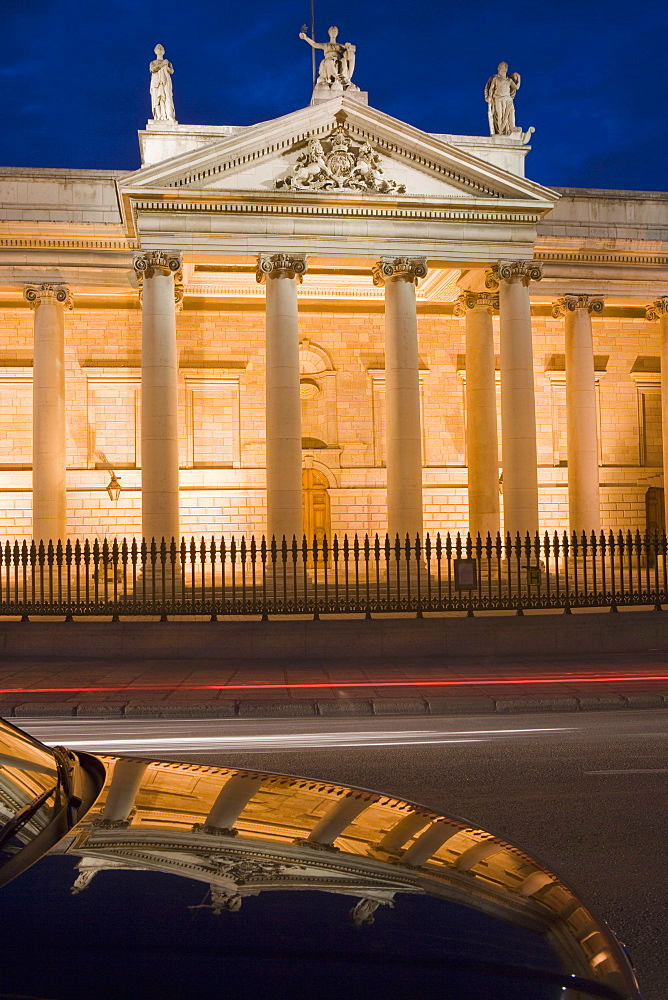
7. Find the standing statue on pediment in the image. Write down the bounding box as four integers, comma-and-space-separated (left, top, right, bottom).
484, 62, 521, 136
299, 26, 360, 101
149, 44, 176, 123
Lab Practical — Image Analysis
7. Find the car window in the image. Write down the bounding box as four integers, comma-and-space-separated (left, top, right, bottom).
0, 721, 60, 867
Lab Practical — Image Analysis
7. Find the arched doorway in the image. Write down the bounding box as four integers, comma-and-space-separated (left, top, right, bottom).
303, 467, 331, 546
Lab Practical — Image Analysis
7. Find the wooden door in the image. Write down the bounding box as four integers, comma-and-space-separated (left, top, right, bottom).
303, 468, 331, 548
646, 486, 665, 534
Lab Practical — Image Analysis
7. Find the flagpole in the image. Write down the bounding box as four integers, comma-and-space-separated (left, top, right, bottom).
310, 0, 316, 86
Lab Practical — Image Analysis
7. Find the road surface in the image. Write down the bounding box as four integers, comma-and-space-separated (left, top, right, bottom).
21, 709, 668, 1000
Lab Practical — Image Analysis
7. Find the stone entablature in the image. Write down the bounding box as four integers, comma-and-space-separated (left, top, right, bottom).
0, 166, 126, 227
114, 95, 557, 262
537, 188, 668, 244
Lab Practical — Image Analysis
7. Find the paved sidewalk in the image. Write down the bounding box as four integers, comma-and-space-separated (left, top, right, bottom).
1, 649, 667, 719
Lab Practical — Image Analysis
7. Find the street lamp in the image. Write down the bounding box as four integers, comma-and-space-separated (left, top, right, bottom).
106, 472, 122, 503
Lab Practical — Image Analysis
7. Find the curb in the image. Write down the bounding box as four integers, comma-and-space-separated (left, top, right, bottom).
2, 692, 667, 720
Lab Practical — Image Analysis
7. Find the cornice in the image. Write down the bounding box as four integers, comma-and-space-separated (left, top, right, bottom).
0, 236, 135, 251
128, 192, 545, 225
535, 249, 668, 267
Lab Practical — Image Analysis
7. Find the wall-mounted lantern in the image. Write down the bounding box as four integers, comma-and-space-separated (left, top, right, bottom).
106, 472, 122, 503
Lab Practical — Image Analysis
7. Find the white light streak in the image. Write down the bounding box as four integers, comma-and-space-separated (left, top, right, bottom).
25, 724, 575, 755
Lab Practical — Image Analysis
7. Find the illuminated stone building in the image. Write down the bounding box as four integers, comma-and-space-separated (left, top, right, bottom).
1, 85, 667, 544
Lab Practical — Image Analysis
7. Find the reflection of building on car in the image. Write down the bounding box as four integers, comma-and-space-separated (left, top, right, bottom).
0, 717, 641, 999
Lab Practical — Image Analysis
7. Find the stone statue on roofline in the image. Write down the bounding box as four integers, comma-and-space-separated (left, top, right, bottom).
299, 25, 361, 103
485, 62, 521, 135
149, 44, 176, 123
484, 62, 535, 143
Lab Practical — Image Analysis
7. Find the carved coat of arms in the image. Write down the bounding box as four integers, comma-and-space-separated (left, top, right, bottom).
277, 127, 406, 194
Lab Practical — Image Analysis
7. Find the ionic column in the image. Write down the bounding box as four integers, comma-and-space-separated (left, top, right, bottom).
454, 292, 500, 538
133, 251, 182, 543
24, 283, 72, 542
372, 257, 428, 539
99, 759, 149, 826
646, 297, 668, 529
401, 819, 461, 867
375, 811, 430, 852
486, 261, 543, 537
202, 773, 264, 833
307, 792, 377, 847
553, 295, 604, 534
256, 253, 308, 542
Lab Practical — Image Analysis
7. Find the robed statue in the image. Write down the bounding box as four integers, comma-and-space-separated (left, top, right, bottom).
484, 62, 521, 136
299, 26, 359, 101
149, 44, 176, 122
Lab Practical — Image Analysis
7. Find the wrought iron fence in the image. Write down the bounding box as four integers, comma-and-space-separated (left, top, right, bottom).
0, 530, 666, 619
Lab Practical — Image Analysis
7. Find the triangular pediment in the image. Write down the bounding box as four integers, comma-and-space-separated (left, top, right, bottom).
120, 96, 556, 206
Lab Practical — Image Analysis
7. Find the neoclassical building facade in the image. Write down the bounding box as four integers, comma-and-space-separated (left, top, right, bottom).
1, 94, 667, 542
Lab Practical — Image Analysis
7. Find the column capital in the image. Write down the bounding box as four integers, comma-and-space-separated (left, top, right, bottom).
645, 297, 668, 322
551, 295, 604, 319
485, 260, 543, 289
256, 253, 308, 284
372, 257, 428, 287
453, 291, 499, 316
133, 250, 182, 278
23, 283, 73, 310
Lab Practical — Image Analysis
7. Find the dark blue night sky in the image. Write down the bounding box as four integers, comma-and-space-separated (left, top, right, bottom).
2, 0, 666, 191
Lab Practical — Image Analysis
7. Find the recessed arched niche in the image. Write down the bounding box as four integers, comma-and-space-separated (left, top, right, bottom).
299, 340, 337, 448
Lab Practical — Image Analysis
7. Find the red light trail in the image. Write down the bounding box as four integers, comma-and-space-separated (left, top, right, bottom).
0, 672, 667, 695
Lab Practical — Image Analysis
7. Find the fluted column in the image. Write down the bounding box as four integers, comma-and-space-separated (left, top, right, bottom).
486, 261, 542, 536
455, 292, 500, 538
24, 283, 72, 542
372, 257, 427, 539
553, 295, 604, 534
646, 297, 668, 528
133, 251, 182, 543
257, 253, 308, 542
